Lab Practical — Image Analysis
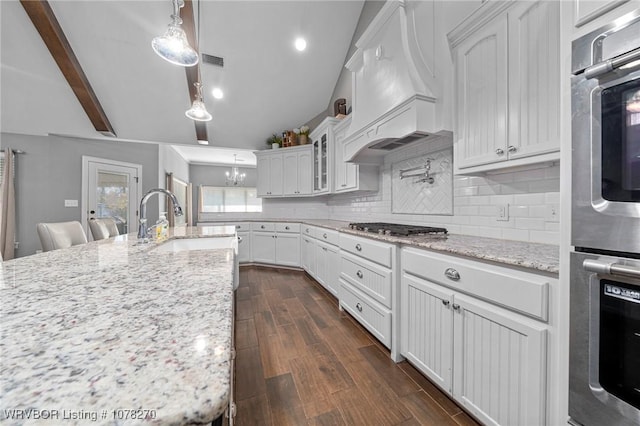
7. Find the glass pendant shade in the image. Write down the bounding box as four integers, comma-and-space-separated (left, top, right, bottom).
152, 25, 199, 66
185, 99, 212, 121
226, 156, 246, 186
151, 0, 198, 67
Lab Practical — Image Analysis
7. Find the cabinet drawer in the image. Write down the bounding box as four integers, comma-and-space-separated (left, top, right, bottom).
315, 227, 339, 246
227, 222, 250, 231
340, 252, 392, 308
340, 234, 393, 268
251, 222, 275, 232
339, 279, 391, 348
402, 247, 550, 321
275, 222, 300, 233
301, 225, 315, 238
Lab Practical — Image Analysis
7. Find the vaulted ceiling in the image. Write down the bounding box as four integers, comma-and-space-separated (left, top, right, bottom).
0, 0, 364, 159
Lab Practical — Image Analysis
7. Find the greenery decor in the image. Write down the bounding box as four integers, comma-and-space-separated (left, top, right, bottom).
266, 133, 282, 147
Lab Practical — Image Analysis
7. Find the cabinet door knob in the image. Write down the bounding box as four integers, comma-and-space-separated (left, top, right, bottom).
507, 145, 517, 153
444, 268, 460, 281
356, 270, 363, 279
285, 226, 290, 230
322, 247, 328, 252
355, 244, 362, 251
323, 233, 328, 239
236, 225, 241, 229
442, 300, 450, 307
356, 303, 363, 312
237, 236, 243, 243
452, 303, 461, 311
261, 225, 265, 229
495, 148, 504, 156
341, 184, 347, 187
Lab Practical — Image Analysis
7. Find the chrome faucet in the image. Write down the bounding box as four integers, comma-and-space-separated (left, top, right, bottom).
137, 188, 183, 241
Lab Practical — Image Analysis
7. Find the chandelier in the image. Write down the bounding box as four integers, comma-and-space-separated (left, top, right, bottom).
225, 155, 246, 186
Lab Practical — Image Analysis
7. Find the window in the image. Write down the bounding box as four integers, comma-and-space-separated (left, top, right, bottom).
199, 186, 262, 213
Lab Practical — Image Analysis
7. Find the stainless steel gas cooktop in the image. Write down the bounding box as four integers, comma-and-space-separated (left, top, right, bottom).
348, 222, 448, 237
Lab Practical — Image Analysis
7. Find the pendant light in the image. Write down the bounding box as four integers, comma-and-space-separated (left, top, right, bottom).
152, 0, 199, 67
186, 82, 212, 121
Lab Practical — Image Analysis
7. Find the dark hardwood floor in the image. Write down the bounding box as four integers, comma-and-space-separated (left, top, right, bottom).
234, 266, 481, 426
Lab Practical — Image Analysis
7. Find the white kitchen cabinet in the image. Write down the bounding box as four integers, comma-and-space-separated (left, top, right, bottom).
401, 247, 550, 426
301, 235, 315, 275
236, 231, 251, 263
250, 222, 300, 267
449, 0, 560, 174
310, 117, 340, 194
283, 145, 313, 196
332, 116, 379, 194
339, 233, 400, 361
255, 151, 283, 197
315, 240, 339, 296
573, 0, 630, 28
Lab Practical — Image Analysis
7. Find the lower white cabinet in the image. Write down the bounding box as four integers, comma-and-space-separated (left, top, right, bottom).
236, 231, 251, 263
339, 233, 400, 360
401, 247, 550, 426
250, 222, 300, 267
301, 226, 340, 297
315, 240, 340, 296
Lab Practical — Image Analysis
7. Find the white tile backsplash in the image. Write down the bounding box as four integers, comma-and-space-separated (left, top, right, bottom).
327, 141, 560, 244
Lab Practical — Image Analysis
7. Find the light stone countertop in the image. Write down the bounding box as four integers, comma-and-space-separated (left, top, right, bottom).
0, 226, 237, 425
202, 219, 560, 274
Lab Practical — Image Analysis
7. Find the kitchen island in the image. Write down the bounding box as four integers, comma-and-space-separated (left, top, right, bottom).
0, 226, 237, 425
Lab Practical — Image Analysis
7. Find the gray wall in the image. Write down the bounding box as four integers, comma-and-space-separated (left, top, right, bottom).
2, 132, 159, 257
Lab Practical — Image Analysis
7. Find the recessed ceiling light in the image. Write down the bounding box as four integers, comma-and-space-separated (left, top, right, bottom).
212, 88, 224, 99
295, 37, 307, 52
197, 139, 209, 145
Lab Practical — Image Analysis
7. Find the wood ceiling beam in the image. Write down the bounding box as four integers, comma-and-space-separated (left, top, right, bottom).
20, 0, 116, 137
181, 0, 209, 143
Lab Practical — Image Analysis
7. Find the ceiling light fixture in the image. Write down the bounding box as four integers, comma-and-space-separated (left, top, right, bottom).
152, 0, 199, 67
225, 154, 246, 186
212, 88, 224, 99
186, 82, 212, 121
295, 37, 307, 52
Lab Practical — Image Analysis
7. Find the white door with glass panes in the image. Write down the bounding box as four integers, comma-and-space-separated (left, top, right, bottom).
82, 156, 141, 239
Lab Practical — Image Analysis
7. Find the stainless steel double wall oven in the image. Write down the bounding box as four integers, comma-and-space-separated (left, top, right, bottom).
570, 9, 640, 426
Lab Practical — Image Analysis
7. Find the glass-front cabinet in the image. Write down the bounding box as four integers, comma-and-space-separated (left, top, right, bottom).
310, 117, 339, 194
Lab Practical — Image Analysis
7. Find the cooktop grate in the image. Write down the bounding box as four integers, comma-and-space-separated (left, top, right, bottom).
348, 222, 448, 236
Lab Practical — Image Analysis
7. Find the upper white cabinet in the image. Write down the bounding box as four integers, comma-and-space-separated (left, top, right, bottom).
333, 116, 379, 194
310, 117, 339, 195
283, 145, 313, 196
255, 151, 283, 197
573, 0, 631, 29
449, 1, 560, 174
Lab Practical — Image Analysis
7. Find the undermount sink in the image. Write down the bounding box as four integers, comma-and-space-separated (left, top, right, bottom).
152, 237, 240, 290
152, 237, 237, 253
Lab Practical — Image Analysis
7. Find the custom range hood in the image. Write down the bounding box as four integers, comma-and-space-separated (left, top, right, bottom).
342, 0, 451, 165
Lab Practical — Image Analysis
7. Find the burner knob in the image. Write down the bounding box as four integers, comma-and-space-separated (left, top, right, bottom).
378, 229, 384, 235
364, 227, 369, 232
384, 230, 391, 236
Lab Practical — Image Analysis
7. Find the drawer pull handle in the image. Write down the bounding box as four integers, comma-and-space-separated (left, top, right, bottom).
323, 233, 328, 239
237, 236, 243, 243
306, 228, 310, 233
452, 303, 461, 312
355, 244, 362, 251
236, 225, 241, 229
356, 270, 363, 279
444, 268, 460, 281
285, 226, 290, 230
261, 225, 265, 229
356, 303, 363, 312
442, 300, 450, 307
507, 145, 517, 153
495, 148, 504, 156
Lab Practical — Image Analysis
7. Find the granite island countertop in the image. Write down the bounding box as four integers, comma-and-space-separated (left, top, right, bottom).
201, 219, 560, 274
0, 226, 237, 425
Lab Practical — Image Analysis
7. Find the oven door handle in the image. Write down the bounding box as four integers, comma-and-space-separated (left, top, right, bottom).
583, 259, 640, 280
584, 46, 640, 80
